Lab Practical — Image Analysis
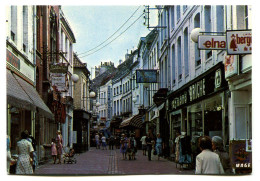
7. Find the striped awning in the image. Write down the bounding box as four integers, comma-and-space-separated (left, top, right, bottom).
120, 114, 143, 128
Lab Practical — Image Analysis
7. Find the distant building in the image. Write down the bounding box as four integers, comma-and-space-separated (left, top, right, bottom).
95, 61, 115, 77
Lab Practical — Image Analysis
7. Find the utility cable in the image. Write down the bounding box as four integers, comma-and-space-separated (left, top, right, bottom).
77, 6, 141, 56
78, 12, 144, 58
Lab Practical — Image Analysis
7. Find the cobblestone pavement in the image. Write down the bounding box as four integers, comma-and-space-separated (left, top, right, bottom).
34, 147, 195, 175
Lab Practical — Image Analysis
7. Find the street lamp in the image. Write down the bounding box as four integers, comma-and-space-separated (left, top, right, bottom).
89, 91, 96, 98
71, 74, 79, 83
191, 28, 204, 43
132, 97, 137, 103
96, 102, 101, 107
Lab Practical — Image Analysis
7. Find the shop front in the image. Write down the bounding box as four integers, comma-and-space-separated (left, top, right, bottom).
168, 62, 229, 163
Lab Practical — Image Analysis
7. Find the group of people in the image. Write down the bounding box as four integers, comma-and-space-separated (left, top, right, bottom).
195, 135, 231, 174
7, 130, 65, 175
120, 133, 137, 160
95, 133, 119, 150
140, 133, 164, 161
7, 130, 37, 174
51, 130, 63, 164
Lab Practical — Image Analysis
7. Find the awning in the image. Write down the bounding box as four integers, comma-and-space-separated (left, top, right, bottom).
7, 70, 54, 119
120, 114, 143, 128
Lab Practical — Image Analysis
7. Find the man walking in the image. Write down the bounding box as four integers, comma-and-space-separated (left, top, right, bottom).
95, 133, 100, 149
145, 133, 153, 161
140, 134, 147, 156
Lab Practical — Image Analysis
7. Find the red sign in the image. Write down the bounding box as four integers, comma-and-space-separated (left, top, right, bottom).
6, 49, 20, 70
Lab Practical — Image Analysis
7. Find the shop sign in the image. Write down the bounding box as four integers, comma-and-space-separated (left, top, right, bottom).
229, 140, 252, 172
6, 49, 20, 70
136, 69, 157, 83
50, 72, 68, 92
170, 63, 227, 110
198, 35, 226, 50
50, 64, 68, 73
224, 55, 238, 78
226, 30, 252, 55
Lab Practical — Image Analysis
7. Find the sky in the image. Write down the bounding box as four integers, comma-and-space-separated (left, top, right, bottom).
61, 5, 157, 79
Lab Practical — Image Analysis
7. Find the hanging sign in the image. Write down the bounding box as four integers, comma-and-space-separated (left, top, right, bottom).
50, 73, 68, 92
224, 55, 238, 78
226, 30, 252, 55
198, 35, 226, 50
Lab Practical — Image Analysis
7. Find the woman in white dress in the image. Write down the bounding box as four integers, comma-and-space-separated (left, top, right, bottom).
16, 130, 34, 174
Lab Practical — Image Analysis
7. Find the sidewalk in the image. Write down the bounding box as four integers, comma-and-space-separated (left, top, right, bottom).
34, 147, 195, 175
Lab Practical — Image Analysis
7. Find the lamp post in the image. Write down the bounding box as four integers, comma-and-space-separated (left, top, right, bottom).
191, 28, 204, 43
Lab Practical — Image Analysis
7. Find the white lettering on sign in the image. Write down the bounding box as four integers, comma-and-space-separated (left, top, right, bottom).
189, 78, 206, 102
198, 36, 226, 50
235, 163, 251, 168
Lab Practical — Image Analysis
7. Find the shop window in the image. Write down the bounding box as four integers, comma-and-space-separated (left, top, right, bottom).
188, 103, 203, 137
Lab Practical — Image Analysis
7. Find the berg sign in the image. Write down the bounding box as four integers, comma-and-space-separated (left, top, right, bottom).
198, 35, 226, 50
226, 30, 252, 55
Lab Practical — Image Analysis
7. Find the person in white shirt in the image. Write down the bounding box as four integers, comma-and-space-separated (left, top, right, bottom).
140, 134, 147, 156
101, 134, 107, 150
195, 136, 224, 175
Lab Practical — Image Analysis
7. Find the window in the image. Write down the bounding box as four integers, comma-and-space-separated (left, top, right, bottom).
123, 84, 125, 93
184, 28, 189, 75
83, 83, 86, 108
69, 43, 72, 64
160, 13, 163, 45
171, 6, 175, 29
164, 58, 168, 88
114, 88, 116, 96
177, 36, 182, 80
204, 6, 212, 59
194, 13, 201, 66
11, 6, 17, 43
120, 85, 122, 93
117, 87, 119, 95
183, 5, 188, 12
133, 76, 136, 89
177, 6, 181, 21
23, 6, 28, 54
237, 5, 250, 29
171, 44, 176, 85
216, 5, 224, 32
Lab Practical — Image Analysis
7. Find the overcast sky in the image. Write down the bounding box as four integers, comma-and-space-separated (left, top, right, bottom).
61, 5, 157, 78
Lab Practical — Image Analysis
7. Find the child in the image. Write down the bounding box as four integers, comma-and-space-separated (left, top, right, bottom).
51, 138, 57, 164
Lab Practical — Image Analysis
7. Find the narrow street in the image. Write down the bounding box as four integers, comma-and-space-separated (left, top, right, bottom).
35, 148, 194, 175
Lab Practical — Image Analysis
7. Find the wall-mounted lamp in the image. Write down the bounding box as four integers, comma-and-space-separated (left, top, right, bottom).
71, 74, 79, 83
96, 102, 101, 107
191, 28, 204, 43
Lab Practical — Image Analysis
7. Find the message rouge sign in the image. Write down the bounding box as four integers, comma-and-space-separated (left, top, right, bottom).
198, 35, 226, 50
226, 30, 252, 55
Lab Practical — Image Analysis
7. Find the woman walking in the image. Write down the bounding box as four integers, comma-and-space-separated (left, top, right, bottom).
56, 130, 63, 164
120, 134, 128, 160
155, 133, 163, 160
15, 130, 34, 174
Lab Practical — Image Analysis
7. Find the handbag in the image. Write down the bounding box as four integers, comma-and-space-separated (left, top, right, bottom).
153, 149, 157, 155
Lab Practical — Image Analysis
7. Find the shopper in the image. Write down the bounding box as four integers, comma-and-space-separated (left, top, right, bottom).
108, 135, 115, 150
195, 136, 224, 174
95, 133, 100, 149
140, 134, 147, 156
145, 133, 153, 161
101, 134, 107, 150
51, 138, 57, 164
15, 130, 34, 174
128, 133, 137, 160
212, 136, 231, 174
155, 133, 163, 160
27, 134, 37, 171
120, 134, 128, 160
7, 135, 16, 174
56, 130, 63, 164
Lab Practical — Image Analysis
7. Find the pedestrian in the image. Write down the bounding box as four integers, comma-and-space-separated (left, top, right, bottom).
109, 135, 115, 150
15, 130, 34, 174
140, 134, 147, 156
27, 134, 37, 171
212, 136, 232, 174
155, 133, 163, 160
116, 134, 121, 149
145, 133, 153, 161
195, 136, 224, 174
120, 134, 128, 160
95, 133, 100, 149
56, 130, 63, 164
7, 135, 16, 174
101, 134, 107, 150
51, 138, 57, 164
174, 131, 181, 163
128, 133, 137, 160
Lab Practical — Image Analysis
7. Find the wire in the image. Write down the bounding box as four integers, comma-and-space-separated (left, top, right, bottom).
77, 6, 141, 56
78, 12, 144, 58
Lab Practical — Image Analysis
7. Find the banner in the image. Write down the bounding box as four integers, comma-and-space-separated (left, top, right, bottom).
136, 70, 157, 83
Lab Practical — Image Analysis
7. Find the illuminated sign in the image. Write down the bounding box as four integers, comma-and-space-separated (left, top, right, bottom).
198, 35, 226, 50
226, 30, 252, 55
